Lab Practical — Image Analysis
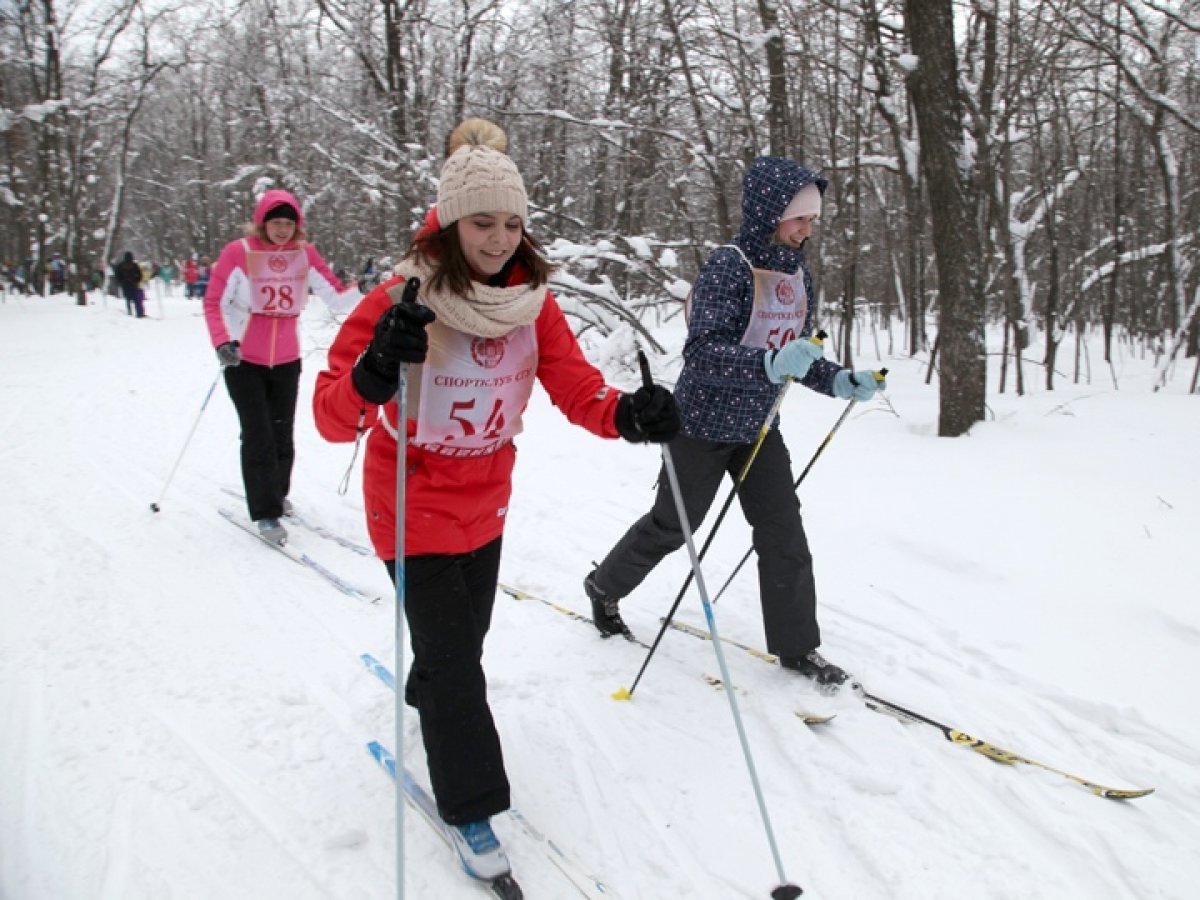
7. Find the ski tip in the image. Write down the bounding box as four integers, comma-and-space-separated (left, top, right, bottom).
1101, 787, 1155, 800
771, 883, 804, 899
612, 686, 632, 702
795, 710, 837, 725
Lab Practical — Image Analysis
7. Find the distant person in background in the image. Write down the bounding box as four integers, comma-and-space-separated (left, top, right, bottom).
158, 261, 176, 292
196, 257, 211, 299
183, 258, 200, 298
49, 253, 66, 293
203, 189, 362, 545
114, 251, 145, 317
20, 258, 36, 294
358, 256, 378, 292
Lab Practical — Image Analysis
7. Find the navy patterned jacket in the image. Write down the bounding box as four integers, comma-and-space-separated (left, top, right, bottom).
674, 157, 841, 444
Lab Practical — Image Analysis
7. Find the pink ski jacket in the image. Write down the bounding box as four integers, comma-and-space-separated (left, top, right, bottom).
203, 190, 362, 366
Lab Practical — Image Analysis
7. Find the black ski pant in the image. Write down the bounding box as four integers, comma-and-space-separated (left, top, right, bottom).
591, 430, 821, 658
223, 359, 300, 522
385, 537, 510, 826
121, 286, 144, 317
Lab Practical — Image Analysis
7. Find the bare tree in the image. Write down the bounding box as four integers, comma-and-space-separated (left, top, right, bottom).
756, 0, 791, 155
904, 0, 987, 435
2, 0, 1198, 399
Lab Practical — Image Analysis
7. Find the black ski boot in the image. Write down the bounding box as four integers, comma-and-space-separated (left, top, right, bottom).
780, 649, 849, 689
584, 571, 633, 639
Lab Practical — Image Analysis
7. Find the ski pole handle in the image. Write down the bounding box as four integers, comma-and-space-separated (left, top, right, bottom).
397, 275, 420, 307
849, 364, 888, 386
848, 366, 889, 388
637, 348, 654, 390
785, 330, 828, 385
745, 333, 828, 477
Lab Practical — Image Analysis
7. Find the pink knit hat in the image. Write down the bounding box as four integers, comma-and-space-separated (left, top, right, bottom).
253, 189, 305, 228
436, 145, 528, 227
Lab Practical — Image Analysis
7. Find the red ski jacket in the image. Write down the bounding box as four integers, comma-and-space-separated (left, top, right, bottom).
313, 273, 623, 559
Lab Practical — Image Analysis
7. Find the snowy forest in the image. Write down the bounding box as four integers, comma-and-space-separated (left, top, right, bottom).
2, 0, 1199, 435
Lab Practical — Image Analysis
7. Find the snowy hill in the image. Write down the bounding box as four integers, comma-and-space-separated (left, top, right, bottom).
1, 288, 1197, 899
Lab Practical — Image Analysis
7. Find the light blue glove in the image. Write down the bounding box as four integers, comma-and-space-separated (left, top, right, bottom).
833, 368, 887, 401
764, 337, 824, 384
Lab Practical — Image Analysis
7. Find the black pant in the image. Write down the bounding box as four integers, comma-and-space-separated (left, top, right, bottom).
121, 286, 144, 317
223, 359, 300, 521
385, 538, 510, 825
592, 430, 820, 657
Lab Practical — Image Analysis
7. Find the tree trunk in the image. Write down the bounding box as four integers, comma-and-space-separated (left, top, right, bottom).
904, 0, 986, 436
661, 0, 731, 236
756, 0, 791, 156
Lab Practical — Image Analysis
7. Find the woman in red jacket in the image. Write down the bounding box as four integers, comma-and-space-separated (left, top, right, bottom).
204, 190, 361, 543
313, 120, 678, 884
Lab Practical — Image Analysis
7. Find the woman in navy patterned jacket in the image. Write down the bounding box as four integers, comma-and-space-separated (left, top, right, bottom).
584, 155, 886, 688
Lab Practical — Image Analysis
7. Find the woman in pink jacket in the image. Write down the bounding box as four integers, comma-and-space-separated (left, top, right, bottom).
204, 189, 361, 544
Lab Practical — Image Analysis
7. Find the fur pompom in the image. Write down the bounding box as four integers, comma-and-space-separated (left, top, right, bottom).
445, 118, 508, 156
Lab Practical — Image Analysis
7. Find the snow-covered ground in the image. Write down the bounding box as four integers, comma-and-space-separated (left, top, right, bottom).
1, 286, 1197, 899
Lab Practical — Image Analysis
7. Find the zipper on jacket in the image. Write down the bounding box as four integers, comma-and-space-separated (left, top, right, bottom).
268, 316, 279, 367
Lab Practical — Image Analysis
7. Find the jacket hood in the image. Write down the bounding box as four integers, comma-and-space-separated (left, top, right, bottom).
253, 189, 304, 228
735, 157, 827, 269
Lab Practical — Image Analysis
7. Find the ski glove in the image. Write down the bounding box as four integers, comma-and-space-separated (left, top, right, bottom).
615, 385, 681, 444
833, 368, 887, 401
216, 341, 241, 368
351, 301, 438, 404
764, 337, 824, 384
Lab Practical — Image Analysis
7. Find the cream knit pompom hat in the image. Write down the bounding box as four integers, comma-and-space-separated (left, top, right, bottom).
436, 121, 528, 228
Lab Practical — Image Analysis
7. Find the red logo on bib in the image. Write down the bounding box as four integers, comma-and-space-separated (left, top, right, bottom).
268, 254, 289, 274
471, 336, 505, 369
774, 279, 796, 305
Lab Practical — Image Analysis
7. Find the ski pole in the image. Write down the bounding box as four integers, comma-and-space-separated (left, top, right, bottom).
615, 351, 803, 900
389, 276, 420, 900
149, 370, 222, 512
619, 331, 825, 699
710, 366, 887, 605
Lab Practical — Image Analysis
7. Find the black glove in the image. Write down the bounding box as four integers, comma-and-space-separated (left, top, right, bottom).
216, 341, 241, 368
615, 385, 680, 444
351, 301, 437, 404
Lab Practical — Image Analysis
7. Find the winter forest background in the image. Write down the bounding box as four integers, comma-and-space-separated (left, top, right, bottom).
2, 0, 1199, 436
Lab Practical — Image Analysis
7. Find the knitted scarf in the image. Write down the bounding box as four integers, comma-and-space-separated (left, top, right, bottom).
394, 259, 544, 338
